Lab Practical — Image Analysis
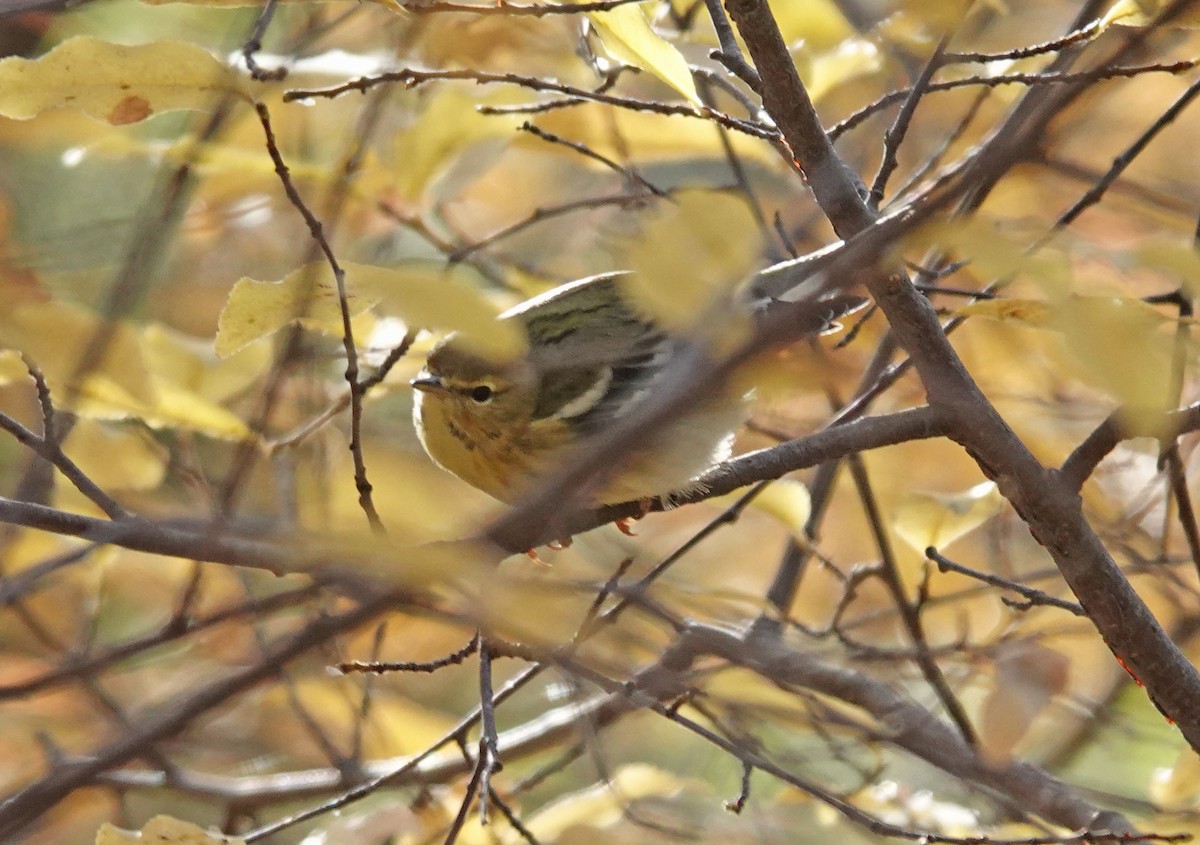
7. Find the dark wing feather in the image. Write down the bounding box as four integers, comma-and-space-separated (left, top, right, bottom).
517, 274, 677, 434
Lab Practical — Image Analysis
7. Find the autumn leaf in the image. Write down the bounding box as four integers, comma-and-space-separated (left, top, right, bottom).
892, 481, 1004, 551
95, 815, 245, 844
0, 37, 250, 124
619, 189, 761, 338
587, 3, 701, 105
216, 262, 524, 361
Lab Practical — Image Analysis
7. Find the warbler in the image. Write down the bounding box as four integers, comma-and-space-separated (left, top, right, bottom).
411, 269, 858, 506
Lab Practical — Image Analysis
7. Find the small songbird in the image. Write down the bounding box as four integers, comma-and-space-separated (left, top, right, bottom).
411, 269, 859, 506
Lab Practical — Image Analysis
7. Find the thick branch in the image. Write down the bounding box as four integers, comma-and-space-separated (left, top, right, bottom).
725, 0, 1200, 752
722, 0, 873, 237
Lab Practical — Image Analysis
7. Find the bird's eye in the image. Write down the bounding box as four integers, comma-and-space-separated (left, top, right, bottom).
469, 385, 494, 403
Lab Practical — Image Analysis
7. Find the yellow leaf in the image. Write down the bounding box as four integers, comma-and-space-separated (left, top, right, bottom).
217, 262, 523, 361
95, 815, 246, 844
1102, 0, 1200, 27
954, 298, 1054, 326
372, 265, 526, 360
773, 0, 855, 49
906, 218, 1072, 292
806, 37, 884, 102
143, 323, 270, 404
136, 382, 251, 439
620, 190, 761, 336
1151, 747, 1200, 808
391, 88, 520, 201
532, 102, 775, 165
0, 349, 27, 385
63, 419, 166, 491
587, 4, 701, 105
0, 300, 156, 406
711, 479, 812, 539
214, 263, 379, 359
893, 480, 1003, 552
1133, 239, 1200, 290
0, 37, 249, 124
526, 764, 686, 840
876, 0, 979, 48
1057, 296, 1177, 425
0, 301, 252, 437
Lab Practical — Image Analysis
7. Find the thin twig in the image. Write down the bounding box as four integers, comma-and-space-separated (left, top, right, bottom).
926, 547, 1085, 616
242, 0, 286, 81
284, 68, 776, 140
254, 102, 384, 532
1049, 73, 1200, 232
339, 635, 479, 674
869, 39, 948, 208
518, 121, 668, 196
701, 0, 761, 89
396, 0, 642, 14
830, 60, 1199, 141
845, 453, 977, 747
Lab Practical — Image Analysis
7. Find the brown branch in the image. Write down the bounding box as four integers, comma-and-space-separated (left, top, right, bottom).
1060, 403, 1200, 491
723, 0, 873, 237
255, 102, 383, 533
727, 0, 1200, 752
845, 453, 978, 746
284, 68, 776, 140
395, 0, 644, 14
0, 596, 399, 841
927, 548, 1085, 616
504, 404, 949, 549
829, 60, 1200, 142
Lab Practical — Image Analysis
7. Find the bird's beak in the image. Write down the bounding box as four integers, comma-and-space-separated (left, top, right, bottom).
411, 376, 447, 394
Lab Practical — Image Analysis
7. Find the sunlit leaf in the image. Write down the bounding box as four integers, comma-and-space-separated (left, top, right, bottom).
587, 3, 701, 105
773, 0, 855, 49
712, 479, 812, 539
954, 298, 1055, 326
876, 0, 979, 50
958, 293, 1184, 431
1151, 747, 1200, 807
1057, 295, 1178, 426
980, 640, 1069, 763
1102, 0, 1200, 27
63, 419, 166, 491
216, 262, 523, 361
215, 264, 373, 359
907, 218, 1072, 291
0, 37, 249, 124
1131, 239, 1200, 290
131, 382, 251, 439
893, 480, 1003, 551
0, 349, 27, 385
806, 37, 884, 102
525, 764, 687, 840
620, 190, 760, 338
95, 815, 245, 844
391, 88, 521, 202
143, 324, 270, 405
532, 102, 775, 165
0, 300, 156, 406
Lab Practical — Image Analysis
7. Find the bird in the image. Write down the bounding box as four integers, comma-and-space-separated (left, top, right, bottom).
411, 267, 861, 508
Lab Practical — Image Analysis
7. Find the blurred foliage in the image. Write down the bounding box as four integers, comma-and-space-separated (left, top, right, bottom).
0, 0, 1198, 843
